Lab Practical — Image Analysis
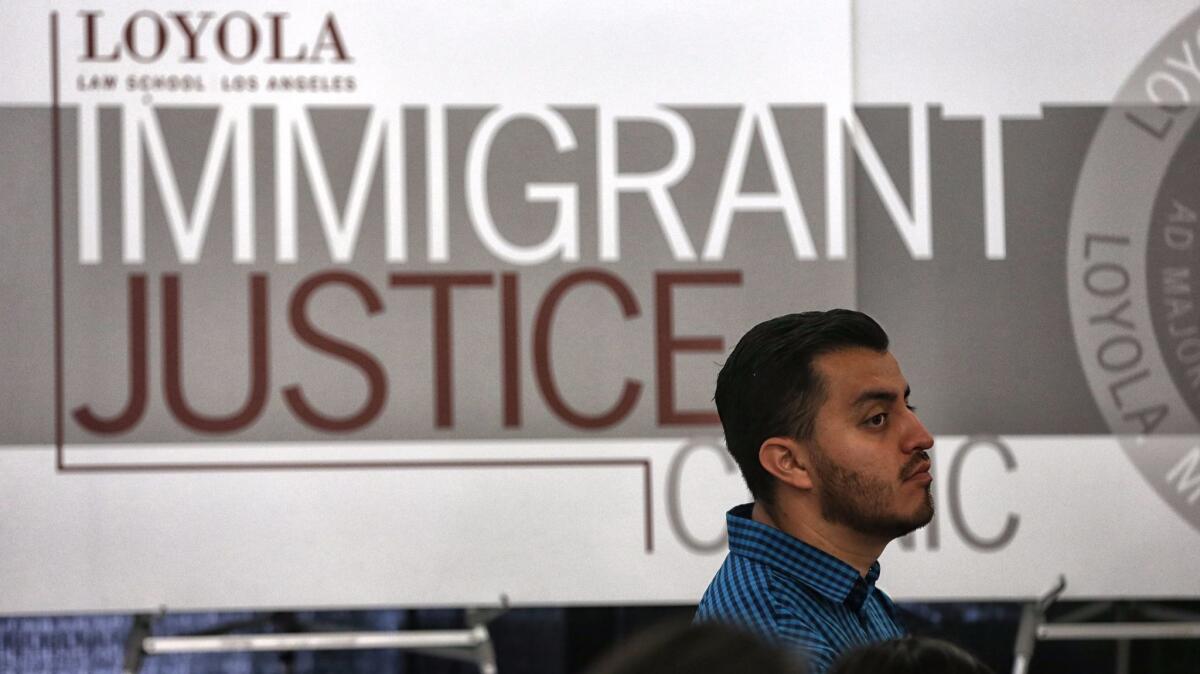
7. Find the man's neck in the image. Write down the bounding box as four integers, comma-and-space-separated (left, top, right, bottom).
751, 501, 887, 578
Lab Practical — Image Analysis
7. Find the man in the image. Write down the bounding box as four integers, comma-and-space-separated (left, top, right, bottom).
695, 310, 935, 673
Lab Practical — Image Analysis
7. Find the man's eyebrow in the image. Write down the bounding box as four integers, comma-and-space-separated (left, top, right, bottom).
851, 386, 911, 408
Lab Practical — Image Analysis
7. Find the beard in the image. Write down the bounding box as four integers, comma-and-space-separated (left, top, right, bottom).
808, 447, 934, 540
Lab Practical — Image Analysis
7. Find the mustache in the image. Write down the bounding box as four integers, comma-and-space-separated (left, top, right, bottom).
901, 451, 931, 480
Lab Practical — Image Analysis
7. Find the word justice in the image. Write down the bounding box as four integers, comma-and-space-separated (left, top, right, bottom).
73, 104, 1012, 267
70, 269, 740, 435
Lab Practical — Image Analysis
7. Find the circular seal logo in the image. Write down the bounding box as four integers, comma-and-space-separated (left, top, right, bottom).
1067, 8, 1200, 533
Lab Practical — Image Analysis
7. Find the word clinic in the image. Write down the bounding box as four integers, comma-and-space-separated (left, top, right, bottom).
74, 104, 1012, 266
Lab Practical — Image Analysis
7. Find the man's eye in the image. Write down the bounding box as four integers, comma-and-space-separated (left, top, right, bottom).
866, 413, 887, 427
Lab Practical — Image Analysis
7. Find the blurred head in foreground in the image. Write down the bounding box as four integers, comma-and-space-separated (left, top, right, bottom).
828, 636, 995, 674
584, 620, 808, 674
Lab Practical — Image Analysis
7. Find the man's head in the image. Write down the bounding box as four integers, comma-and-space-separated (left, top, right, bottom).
715, 310, 934, 540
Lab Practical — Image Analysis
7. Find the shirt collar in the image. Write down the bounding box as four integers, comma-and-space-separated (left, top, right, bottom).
725, 503, 881, 612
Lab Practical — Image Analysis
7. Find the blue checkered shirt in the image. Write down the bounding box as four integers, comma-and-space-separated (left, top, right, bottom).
695, 503, 906, 673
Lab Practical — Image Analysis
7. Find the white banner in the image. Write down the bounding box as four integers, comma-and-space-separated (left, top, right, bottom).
2, 1, 1199, 613
2, 437, 1198, 613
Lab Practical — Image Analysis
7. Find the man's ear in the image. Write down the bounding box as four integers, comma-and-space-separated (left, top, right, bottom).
758, 436, 815, 491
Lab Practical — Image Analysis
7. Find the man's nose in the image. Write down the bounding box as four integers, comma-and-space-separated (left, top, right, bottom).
905, 410, 934, 453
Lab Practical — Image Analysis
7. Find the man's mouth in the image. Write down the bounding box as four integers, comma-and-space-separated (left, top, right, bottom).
902, 452, 932, 481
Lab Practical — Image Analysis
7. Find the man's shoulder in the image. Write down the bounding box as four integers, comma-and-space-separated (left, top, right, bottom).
695, 553, 843, 668
695, 551, 822, 625
697, 553, 772, 619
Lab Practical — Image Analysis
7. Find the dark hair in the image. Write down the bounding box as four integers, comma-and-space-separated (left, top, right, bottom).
715, 310, 889, 504
829, 637, 995, 674
584, 620, 808, 674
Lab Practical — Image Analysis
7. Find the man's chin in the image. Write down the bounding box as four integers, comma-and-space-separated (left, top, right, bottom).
854, 508, 933, 540
913, 504, 935, 530
911, 495, 936, 528
889, 503, 935, 539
